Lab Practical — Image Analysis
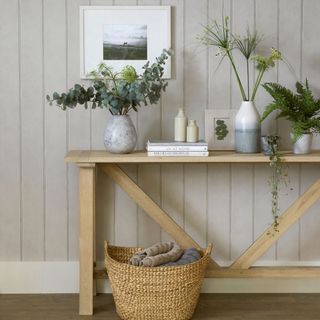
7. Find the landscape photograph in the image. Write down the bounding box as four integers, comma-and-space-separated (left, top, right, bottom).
103, 24, 148, 60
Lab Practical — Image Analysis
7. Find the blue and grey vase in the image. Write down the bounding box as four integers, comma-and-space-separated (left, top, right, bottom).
235, 101, 261, 153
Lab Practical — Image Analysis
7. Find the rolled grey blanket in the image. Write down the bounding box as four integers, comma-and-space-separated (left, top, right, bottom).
162, 248, 201, 266
145, 241, 174, 256
140, 244, 183, 267
129, 252, 147, 266
129, 241, 174, 266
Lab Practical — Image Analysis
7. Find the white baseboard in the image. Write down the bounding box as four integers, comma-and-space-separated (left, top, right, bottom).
217, 260, 320, 267
0, 262, 80, 294
2, 261, 320, 294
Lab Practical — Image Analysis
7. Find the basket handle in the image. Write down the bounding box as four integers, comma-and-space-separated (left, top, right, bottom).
204, 243, 213, 256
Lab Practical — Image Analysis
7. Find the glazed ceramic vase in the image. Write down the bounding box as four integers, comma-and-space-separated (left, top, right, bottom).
260, 135, 272, 155
104, 115, 137, 154
292, 133, 313, 154
174, 108, 187, 142
235, 101, 261, 153
186, 120, 199, 142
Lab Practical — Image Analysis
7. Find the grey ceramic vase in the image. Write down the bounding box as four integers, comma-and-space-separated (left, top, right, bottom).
261, 135, 272, 155
104, 115, 137, 154
235, 101, 261, 153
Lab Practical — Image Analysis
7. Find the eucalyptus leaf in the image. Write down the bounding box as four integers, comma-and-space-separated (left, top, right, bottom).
47, 49, 172, 115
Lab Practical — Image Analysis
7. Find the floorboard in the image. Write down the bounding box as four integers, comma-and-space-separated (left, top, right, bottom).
1, 294, 320, 319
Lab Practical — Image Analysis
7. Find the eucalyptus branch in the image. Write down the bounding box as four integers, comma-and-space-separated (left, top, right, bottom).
47, 49, 172, 115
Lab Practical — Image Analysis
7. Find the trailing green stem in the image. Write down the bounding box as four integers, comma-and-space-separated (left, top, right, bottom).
266, 135, 288, 233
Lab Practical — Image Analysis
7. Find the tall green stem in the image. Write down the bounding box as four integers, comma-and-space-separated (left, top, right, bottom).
246, 59, 250, 99
227, 50, 247, 101
250, 68, 265, 101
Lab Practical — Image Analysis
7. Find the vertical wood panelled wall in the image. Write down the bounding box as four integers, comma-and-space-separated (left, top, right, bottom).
1, 0, 320, 265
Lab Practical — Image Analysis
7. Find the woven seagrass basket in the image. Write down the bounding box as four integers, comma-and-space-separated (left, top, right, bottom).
104, 241, 212, 320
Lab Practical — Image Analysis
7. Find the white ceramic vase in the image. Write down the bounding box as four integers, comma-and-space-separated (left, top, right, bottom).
104, 115, 137, 154
174, 108, 187, 142
292, 133, 313, 154
235, 101, 261, 153
186, 119, 199, 142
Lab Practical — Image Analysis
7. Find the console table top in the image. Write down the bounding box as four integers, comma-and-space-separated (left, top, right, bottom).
65, 150, 320, 164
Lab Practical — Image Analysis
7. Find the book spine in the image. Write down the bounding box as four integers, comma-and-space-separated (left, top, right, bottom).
147, 145, 208, 152
148, 151, 209, 157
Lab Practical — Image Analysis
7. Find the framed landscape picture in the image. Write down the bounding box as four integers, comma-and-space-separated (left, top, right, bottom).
80, 6, 171, 79
205, 109, 237, 150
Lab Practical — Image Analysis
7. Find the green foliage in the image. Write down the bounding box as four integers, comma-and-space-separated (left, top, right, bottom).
199, 16, 281, 102
261, 80, 320, 142
199, 16, 233, 53
215, 119, 229, 140
47, 49, 172, 115
199, 17, 246, 100
265, 135, 288, 233
233, 28, 263, 99
250, 48, 282, 101
252, 48, 282, 72
233, 28, 263, 60
121, 65, 138, 84
46, 85, 96, 111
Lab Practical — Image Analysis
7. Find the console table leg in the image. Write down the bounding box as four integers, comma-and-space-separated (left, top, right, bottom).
79, 164, 96, 315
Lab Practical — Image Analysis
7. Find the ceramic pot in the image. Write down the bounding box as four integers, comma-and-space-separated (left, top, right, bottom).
104, 115, 137, 154
235, 101, 261, 153
261, 135, 272, 155
292, 133, 313, 154
174, 108, 187, 142
186, 119, 199, 143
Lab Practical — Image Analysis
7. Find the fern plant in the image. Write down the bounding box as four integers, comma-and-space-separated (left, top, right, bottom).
261, 80, 320, 142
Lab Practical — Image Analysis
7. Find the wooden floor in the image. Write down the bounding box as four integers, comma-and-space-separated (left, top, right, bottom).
1, 294, 320, 319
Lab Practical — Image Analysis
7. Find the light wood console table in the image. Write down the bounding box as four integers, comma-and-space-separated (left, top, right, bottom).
65, 150, 320, 315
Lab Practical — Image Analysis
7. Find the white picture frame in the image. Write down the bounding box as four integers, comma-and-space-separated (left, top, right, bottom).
80, 6, 171, 79
205, 109, 237, 150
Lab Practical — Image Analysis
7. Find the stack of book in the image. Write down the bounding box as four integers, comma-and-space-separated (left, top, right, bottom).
147, 140, 209, 157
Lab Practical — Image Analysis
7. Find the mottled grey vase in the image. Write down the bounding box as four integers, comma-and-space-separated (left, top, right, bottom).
235, 101, 261, 153
104, 115, 137, 154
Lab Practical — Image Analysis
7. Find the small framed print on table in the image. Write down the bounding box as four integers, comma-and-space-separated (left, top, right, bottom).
205, 109, 237, 150
80, 6, 171, 79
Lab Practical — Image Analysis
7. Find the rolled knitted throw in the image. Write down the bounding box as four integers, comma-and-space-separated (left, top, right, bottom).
145, 241, 174, 256
162, 248, 201, 266
129, 252, 147, 266
129, 241, 174, 266
140, 244, 183, 267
